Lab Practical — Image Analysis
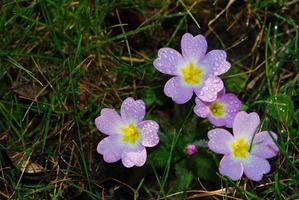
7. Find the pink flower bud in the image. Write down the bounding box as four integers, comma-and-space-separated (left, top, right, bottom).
185, 144, 198, 156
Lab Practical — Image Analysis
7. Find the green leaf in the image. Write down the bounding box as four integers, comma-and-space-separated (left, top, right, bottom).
253, 0, 278, 10
241, 104, 249, 111
141, 88, 163, 106
148, 147, 171, 168
173, 161, 194, 194
223, 65, 247, 94
186, 150, 219, 182
266, 94, 294, 125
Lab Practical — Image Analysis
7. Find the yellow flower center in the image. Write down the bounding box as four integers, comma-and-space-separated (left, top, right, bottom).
181, 63, 203, 85
121, 124, 140, 144
209, 102, 224, 117
231, 138, 250, 158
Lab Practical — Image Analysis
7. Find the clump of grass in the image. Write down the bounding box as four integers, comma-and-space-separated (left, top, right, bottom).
0, 0, 298, 199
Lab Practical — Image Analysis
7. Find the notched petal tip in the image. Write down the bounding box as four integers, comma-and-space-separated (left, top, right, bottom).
97, 137, 121, 163
219, 155, 244, 181
201, 50, 230, 76
121, 148, 147, 168
154, 48, 183, 75
121, 97, 145, 122
241, 111, 260, 126
236, 111, 260, 122
182, 33, 206, 43
243, 155, 271, 182
233, 111, 261, 139
95, 109, 122, 135
181, 33, 207, 61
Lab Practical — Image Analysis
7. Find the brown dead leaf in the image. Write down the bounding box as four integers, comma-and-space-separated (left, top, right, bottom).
11, 81, 49, 100
8, 151, 46, 174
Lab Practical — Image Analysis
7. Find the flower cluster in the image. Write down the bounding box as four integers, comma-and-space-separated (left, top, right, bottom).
94, 33, 279, 182
153, 33, 229, 104
153, 33, 241, 128
152, 32, 278, 181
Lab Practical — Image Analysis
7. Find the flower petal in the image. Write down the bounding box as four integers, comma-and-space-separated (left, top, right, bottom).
243, 154, 271, 181
208, 116, 226, 127
121, 147, 147, 168
219, 155, 243, 181
138, 120, 159, 147
194, 97, 210, 118
208, 128, 233, 154
219, 93, 241, 128
121, 97, 145, 122
164, 77, 193, 104
153, 48, 183, 75
122, 141, 144, 152
181, 33, 207, 62
194, 76, 224, 102
95, 108, 123, 135
251, 131, 279, 159
97, 135, 123, 163
217, 88, 226, 96
201, 50, 230, 76
233, 111, 260, 141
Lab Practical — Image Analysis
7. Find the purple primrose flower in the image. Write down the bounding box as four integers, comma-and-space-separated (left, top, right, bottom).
194, 90, 241, 128
208, 111, 279, 181
153, 33, 230, 104
95, 97, 159, 168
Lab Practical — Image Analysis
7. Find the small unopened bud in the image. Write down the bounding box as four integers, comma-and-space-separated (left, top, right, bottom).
185, 144, 198, 156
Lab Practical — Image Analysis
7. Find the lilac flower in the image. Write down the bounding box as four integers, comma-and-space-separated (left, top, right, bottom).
208, 111, 279, 181
95, 97, 159, 168
153, 33, 230, 104
194, 90, 241, 128
185, 144, 198, 156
